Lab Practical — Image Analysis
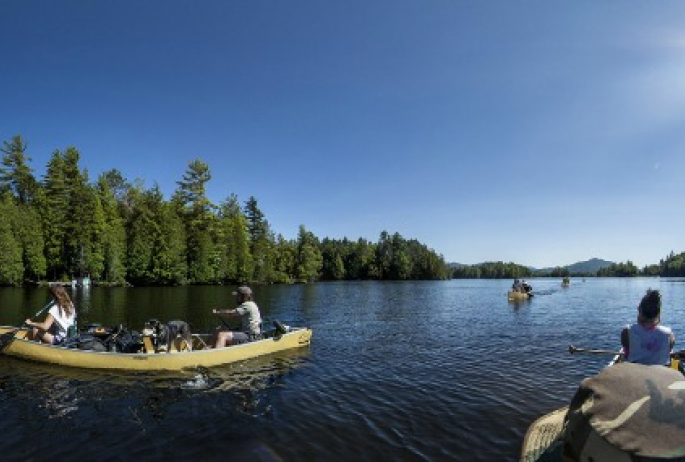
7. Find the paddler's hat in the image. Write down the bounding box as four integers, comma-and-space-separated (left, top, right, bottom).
561, 362, 685, 461
233, 286, 252, 297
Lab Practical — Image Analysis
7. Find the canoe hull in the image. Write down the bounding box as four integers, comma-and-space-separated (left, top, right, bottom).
508, 291, 530, 300
0, 326, 312, 371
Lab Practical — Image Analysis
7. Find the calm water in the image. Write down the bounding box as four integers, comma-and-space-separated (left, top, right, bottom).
0, 278, 683, 461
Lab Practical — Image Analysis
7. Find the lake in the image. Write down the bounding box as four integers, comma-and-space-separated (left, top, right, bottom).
0, 278, 681, 461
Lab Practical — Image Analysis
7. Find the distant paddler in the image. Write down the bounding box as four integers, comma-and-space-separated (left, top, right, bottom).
509, 279, 533, 300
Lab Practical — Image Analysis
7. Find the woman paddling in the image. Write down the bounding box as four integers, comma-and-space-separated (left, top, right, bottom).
620, 289, 675, 366
25, 285, 77, 345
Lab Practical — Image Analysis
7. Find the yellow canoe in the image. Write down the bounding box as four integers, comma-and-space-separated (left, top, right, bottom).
508, 291, 531, 300
0, 325, 312, 372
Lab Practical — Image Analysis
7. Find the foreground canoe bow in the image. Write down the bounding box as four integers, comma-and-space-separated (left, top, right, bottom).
520, 406, 568, 462
0, 325, 312, 371
521, 349, 685, 461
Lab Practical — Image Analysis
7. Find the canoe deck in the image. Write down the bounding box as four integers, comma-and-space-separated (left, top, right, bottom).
0, 325, 313, 371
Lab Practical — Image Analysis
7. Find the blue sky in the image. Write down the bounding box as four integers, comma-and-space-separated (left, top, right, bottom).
2, 1, 685, 268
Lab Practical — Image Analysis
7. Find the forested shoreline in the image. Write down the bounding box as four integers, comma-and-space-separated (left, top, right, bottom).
0, 135, 450, 286
451, 253, 685, 279
3, 135, 682, 286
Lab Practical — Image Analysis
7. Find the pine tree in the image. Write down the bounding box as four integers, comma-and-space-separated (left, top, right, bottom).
97, 173, 127, 283
243, 196, 273, 282
295, 225, 323, 282
219, 194, 252, 283
0, 135, 37, 205
41, 150, 69, 279
174, 159, 217, 283
0, 193, 24, 285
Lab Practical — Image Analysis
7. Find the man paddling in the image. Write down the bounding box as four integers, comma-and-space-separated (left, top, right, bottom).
210, 286, 262, 348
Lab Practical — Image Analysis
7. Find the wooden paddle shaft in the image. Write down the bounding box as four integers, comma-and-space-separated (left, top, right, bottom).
568, 345, 623, 356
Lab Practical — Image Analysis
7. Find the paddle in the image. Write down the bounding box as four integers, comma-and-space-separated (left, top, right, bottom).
0, 299, 54, 350
568, 345, 623, 356
213, 309, 234, 330
27, 299, 56, 325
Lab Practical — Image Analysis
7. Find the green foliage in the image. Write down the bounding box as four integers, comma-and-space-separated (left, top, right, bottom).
0, 136, 468, 285
127, 185, 187, 285
0, 135, 37, 204
272, 234, 296, 283
549, 266, 570, 277
597, 261, 638, 277
174, 159, 217, 283
219, 194, 253, 283
295, 225, 323, 283
14, 204, 47, 281
452, 261, 534, 279
0, 195, 24, 285
244, 196, 275, 282
97, 173, 127, 283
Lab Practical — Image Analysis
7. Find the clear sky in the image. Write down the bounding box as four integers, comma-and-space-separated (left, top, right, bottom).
2, 1, 685, 269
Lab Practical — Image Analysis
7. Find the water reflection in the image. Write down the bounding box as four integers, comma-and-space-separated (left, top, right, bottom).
508, 298, 532, 310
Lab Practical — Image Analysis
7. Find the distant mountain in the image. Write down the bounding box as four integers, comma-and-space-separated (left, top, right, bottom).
534, 258, 615, 275
566, 258, 615, 274
447, 258, 615, 274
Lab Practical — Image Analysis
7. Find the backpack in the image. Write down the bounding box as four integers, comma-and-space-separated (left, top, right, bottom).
104, 325, 144, 353
61, 334, 107, 352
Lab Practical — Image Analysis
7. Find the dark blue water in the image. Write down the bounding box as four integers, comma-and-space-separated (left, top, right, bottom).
0, 278, 681, 461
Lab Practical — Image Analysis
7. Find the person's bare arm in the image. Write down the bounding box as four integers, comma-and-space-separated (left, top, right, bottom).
620, 327, 629, 354
213, 308, 238, 317
25, 313, 56, 331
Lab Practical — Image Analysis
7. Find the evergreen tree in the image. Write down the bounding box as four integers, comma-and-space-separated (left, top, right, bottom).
0, 193, 24, 285
376, 231, 393, 279
295, 225, 323, 282
389, 232, 412, 280
272, 234, 296, 283
127, 185, 187, 285
219, 194, 252, 283
125, 185, 156, 284
97, 173, 127, 283
151, 199, 187, 285
14, 204, 47, 281
56, 148, 105, 278
243, 196, 273, 282
41, 150, 69, 279
174, 159, 217, 283
321, 238, 347, 280
0, 135, 37, 204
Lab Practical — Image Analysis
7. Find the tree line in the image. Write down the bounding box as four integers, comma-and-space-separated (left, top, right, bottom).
452, 254, 685, 279
450, 261, 535, 279
598, 252, 685, 277
0, 135, 450, 286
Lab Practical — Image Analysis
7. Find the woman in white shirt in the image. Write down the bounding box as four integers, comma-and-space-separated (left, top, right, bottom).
25, 284, 77, 345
